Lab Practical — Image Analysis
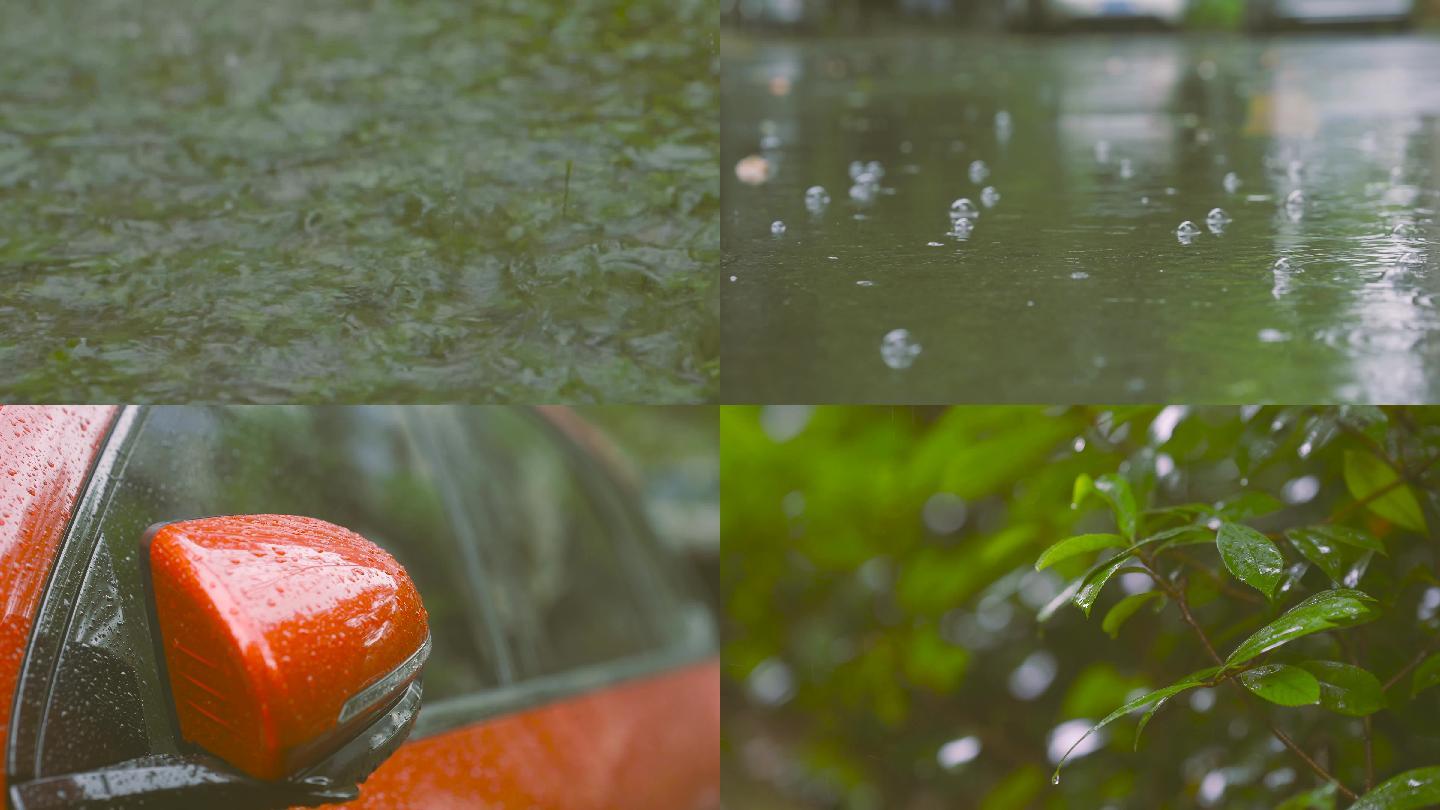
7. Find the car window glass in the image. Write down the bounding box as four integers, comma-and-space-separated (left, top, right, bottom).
415, 409, 689, 681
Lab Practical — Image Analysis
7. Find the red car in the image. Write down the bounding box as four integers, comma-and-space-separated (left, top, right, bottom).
0, 406, 718, 809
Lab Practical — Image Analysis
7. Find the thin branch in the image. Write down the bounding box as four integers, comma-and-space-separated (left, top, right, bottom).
1383, 636, 1440, 692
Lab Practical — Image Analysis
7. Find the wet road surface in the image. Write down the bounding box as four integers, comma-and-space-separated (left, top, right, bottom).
722, 32, 1440, 403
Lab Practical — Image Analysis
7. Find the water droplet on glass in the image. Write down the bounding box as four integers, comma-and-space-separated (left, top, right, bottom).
880, 329, 922, 370
981, 186, 1001, 208
950, 198, 979, 220
804, 185, 831, 212
1223, 171, 1242, 194
968, 160, 989, 183
770, 220, 786, 236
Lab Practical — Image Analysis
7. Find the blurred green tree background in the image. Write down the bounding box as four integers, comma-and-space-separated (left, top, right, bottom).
722, 406, 1440, 809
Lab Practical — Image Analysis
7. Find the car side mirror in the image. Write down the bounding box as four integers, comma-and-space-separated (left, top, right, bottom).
143, 515, 430, 799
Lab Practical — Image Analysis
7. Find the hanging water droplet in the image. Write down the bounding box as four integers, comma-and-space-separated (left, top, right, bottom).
1052, 774, 1061, 785
804, 185, 831, 212
1223, 171, 1241, 194
968, 160, 989, 183
880, 329, 921, 370
770, 220, 786, 235
950, 198, 979, 220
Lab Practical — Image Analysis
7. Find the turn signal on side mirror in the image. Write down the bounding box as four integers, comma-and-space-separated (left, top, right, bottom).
145, 514, 430, 782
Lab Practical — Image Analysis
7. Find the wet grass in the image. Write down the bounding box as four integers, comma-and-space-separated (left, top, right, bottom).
0, 0, 717, 402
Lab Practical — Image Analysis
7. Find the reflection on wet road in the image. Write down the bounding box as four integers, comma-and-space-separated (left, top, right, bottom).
722, 33, 1440, 403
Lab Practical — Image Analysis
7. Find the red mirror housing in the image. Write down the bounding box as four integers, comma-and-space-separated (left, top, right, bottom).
145, 515, 430, 782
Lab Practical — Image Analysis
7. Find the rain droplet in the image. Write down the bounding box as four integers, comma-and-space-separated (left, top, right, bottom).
1207, 207, 1231, 234
1176, 221, 1200, 244
880, 329, 921, 370
1052, 774, 1061, 785
804, 185, 831, 212
770, 220, 786, 236
968, 160, 989, 183
951, 218, 974, 239
950, 198, 979, 220
981, 186, 1001, 208
1118, 158, 1134, 180
1223, 172, 1242, 194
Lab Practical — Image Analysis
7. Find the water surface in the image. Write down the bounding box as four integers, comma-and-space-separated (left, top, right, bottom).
1, 0, 716, 402
722, 32, 1440, 403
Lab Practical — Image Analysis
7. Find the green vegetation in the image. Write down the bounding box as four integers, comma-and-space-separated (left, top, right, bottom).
723, 406, 1440, 809
0, 0, 716, 401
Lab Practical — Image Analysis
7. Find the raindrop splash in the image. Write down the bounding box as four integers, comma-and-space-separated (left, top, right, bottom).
981, 186, 1001, 208
968, 160, 989, 183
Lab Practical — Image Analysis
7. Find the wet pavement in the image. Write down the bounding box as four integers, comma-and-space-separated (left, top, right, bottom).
722, 32, 1440, 403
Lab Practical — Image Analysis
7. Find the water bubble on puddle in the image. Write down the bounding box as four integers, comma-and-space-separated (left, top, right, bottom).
1119, 158, 1134, 180
950, 198, 980, 219
981, 186, 1001, 208
1206, 207, 1231, 234
1284, 189, 1305, 218
1259, 329, 1289, 343
995, 110, 1013, 140
951, 218, 975, 239
880, 329, 921, 370
1176, 221, 1201, 244
804, 185, 831, 212
729, 275, 737, 282
968, 160, 989, 183
1223, 172, 1242, 194
1094, 140, 1111, 164
770, 220, 786, 235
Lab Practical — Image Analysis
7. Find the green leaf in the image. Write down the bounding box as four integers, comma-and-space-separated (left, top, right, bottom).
1102, 591, 1163, 638
1216, 522, 1285, 599
1286, 528, 1361, 584
1036, 533, 1127, 571
1352, 766, 1440, 810
1276, 783, 1337, 810
1072, 473, 1095, 509
1289, 524, 1388, 556
1073, 553, 1134, 618
1215, 491, 1285, 521
1411, 653, 1440, 699
1299, 660, 1385, 716
1094, 474, 1138, 540
1225, 589, 1380, 668
1238, 664, 1321, 706
1052, 666, 1218, 781
1344, 450, 1427, 533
